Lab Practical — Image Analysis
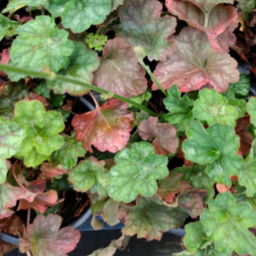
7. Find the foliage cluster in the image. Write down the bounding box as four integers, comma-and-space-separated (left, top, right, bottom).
0, 0, 256, 255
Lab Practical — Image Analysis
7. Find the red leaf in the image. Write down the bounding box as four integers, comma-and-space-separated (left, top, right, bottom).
72, 99, 134, 153
153, 27, 239, 92
27, 214, 81, 256
0, 209, 14, 219
166, 1, 238, 52
94, 38, 147, 97
139, 117, 179, 155
40, 163, 68, 179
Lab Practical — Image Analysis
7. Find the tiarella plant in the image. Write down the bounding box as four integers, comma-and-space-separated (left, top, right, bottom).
0, 0, 256, 255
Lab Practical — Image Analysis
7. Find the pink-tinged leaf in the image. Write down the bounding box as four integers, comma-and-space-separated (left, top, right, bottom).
40, 163, 68, 179
93, 38, 147, 97
0, 183, 25, 209
0, 209, 14, 219
153, 27, 239, 92
0, 49, 10, 64
157, 172, 192, 204
139, 117, 179, 155
115, 0, 176, 61
72, 99, 134, 153
166, 1, 238, 52
13, 14, 34, 24
18, 189, 59, 213
27, 214, 81, 256
177, 189, 207, 218
216, 183, 230, 193
24, 93, 49, 108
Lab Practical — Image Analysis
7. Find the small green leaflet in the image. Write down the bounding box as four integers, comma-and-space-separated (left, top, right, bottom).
0, 14, 19, 41
108, 142, 168, 203
10, 16, 74, 73
201, 192, 256, 255
85, 33, 108, 51
192, 89, 238, 127
51, 132, 86, 170
61, 0, 111, 33
13, 100, 64, 167
0, 117, 26, 184
48, 42, 99, 96
163, 85, 194, 131
182, 121, 242, 186
69, 157, 108, 198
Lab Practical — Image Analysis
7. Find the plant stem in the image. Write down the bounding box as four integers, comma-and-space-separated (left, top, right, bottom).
0, 64, 158, 117
139, 58, 167, 96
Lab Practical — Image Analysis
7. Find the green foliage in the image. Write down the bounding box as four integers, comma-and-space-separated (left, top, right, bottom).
108, 142, 168, 203
85, 33, 108, 51
183, 121, 243, 186
13, 100, 64, 167
0, 14, 19, 40
10, 16, 74, 73
163, 85, 194, 131
193, 89, 238, 127
3, 0, 48, 13
247, 97, 256, 127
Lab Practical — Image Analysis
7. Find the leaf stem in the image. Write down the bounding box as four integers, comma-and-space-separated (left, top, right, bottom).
139, 58, 167, 96
0, 64, 158, 117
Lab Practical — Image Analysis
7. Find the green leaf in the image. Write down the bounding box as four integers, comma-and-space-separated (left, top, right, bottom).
0, 117, 26, 183
34, 80, 50, 98
229, 73, 250, 97
115, 0, 176, 61
13, 100, 64, 167
6, 60, 30, 82
10, 16, 74, 73
51, 132, 86, 169
182, 121, 243, 186
228, 98, 246, 118
0, 81, 29, 119
61, 0, 111, 33
128, 91, 151, 108
47, 0, 69, 18
69, 157, 108, 198
173, 165, 215, 203
192, 89, 238, 127
247, 97, 256, 127
238, 0, 256, 20
237, 140, 256, 197
108, 141, 168, 203
3, 0, 48, 13
0, 14, 19, 41
55, 109, 70, 122
48, 42, 99, 96
163, 85, 194, 132
85, 33, 108, 51
48, 91, 65, 107
201, 192, 256, 255
174, 222, 230, 256
119, 195, 188, 241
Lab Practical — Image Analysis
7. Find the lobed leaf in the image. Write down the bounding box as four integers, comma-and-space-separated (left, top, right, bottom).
0, 117, 26, 183
51, 132, 86, 170
138, 116, 179, 155
115, 0, 176, 61
119, 195, 188, 241
182, 121, 243, 186
192, 89, 239, 127
229, 73, 250, 97
72, 99, 134, 153
173, 165, 215, 203
69, 157, 108, 198
10, 16, 74, 73
0, 14, 19, 41
166, 0, 237, 52
85, 33, 108, 51
93, 38, 147, 98
61, 0, 111, 33
153, 27, 239, 92
163, 85, 194, 131
13, 100, 64, 167
108, 142, 168, 203
201, 193, 256, 255
27, 214, 81, 256
48, 42, 99, 96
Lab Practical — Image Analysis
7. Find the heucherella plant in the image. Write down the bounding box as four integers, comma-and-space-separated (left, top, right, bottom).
0, 0, 256, 255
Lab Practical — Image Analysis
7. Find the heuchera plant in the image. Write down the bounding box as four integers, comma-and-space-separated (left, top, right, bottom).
0, 0, 256, 255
